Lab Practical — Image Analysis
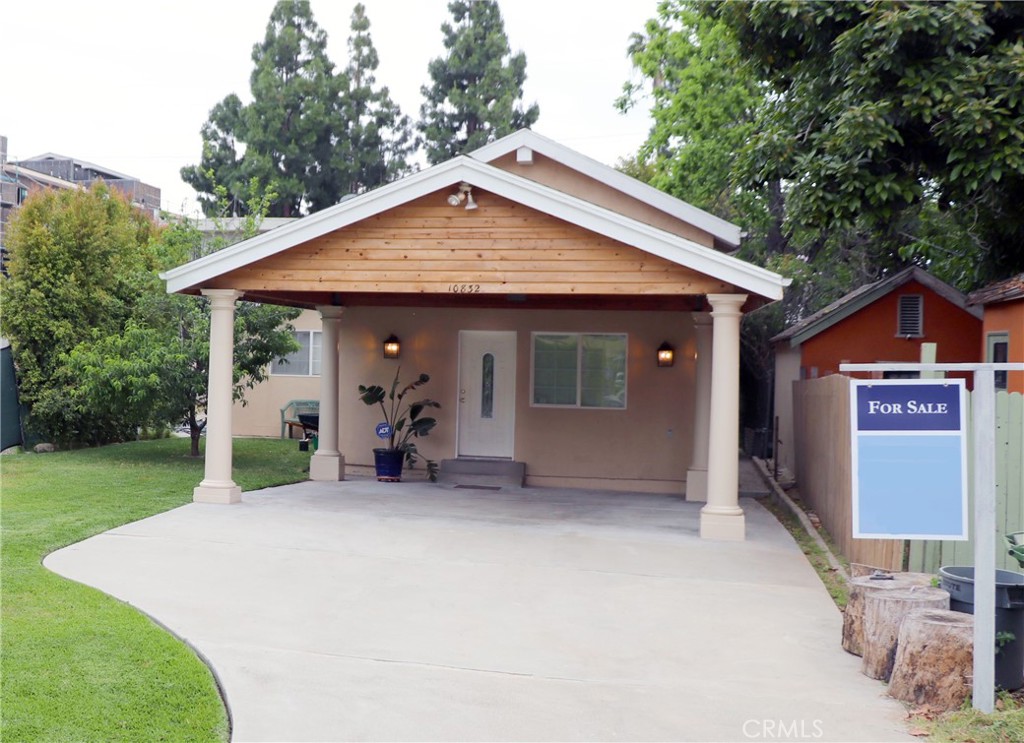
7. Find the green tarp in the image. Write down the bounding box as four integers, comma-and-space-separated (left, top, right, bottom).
1, 344, 23, 450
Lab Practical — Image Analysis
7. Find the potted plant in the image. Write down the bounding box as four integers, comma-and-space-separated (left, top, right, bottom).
358, 368, 441, 482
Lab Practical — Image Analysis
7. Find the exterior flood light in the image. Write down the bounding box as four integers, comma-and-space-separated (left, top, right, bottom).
657, 342, 675, 367
383, 334, 401, 359
447, 182, 476, 209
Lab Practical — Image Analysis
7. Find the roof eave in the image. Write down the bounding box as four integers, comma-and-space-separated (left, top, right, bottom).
469, 129, 743, 249
163, 156, 786, 302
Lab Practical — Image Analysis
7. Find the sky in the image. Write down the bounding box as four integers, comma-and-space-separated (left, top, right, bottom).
4, 0, 660, 217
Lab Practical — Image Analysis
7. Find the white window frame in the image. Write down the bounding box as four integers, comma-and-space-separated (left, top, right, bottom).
987, 332, 1010, 390
530, 332, 628, 410
271, 330, 322, 377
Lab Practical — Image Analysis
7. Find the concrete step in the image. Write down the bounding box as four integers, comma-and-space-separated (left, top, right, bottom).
438, 458, 525, 489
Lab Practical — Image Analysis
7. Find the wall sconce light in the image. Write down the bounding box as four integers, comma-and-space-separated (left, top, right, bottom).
657, 342, 675, 367
447, 182, 476, 210
382, 334, 401, 359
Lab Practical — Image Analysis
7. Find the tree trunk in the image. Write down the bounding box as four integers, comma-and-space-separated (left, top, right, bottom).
862, 587, 949, 681
188, 407, 202, 458
888, 609, 973, 710
843, 572, 935, 656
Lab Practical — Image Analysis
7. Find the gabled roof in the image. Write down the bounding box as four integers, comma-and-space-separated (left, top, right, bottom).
967, 273, 1024, 306
470, 129, 742, 249
162, 131, 786, 302
771, 266, 982, 348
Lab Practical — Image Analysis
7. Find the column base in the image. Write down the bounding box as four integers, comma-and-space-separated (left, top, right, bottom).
193, 481, 242, 504
685, 468, 708, 502
700, 506, 746, 541
309, 452, 345, 481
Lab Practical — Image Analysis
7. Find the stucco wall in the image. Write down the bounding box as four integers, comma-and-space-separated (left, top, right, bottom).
981, 300, 1024, 393
232, 309, 321, 438
772, 345, 802, 476
234, 306, 698, 493
488, 152, 718, 249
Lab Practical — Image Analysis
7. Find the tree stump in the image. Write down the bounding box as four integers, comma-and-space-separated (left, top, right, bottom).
842, 572, 935, 656
888, 609, 973, 710
862, 587, 949, 681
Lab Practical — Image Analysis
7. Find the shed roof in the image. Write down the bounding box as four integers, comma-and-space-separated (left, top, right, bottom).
771, 266, 981, 348
967, 273, 1024, 306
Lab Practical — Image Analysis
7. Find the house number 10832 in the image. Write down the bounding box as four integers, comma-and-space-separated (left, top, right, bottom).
449, 284, 481, 293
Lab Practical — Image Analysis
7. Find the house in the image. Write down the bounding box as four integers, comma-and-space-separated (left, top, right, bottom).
1, 136, 81, 267
162, 129, 789, 541
771, 266, 983, 476
8, 151, 161, 219
968, 273, 1024, 394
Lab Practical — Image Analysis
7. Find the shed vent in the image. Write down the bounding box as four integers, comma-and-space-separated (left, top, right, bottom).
897, 294, 923, 337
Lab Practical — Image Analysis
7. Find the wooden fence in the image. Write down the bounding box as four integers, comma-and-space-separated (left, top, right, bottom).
791, 376, 1023, 573
792, 375, 904, 570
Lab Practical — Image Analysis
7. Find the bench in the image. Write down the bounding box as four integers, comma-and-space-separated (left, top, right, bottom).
280, 399, 319, 439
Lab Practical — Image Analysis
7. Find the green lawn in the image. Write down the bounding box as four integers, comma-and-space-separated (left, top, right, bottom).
0, 438, 310, 742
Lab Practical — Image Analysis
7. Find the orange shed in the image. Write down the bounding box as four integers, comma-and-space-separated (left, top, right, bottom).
968, 273, 1024, 394
771, 267, 982, 475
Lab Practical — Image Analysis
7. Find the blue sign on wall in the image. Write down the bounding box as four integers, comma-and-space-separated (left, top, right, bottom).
850, 379, 968, 540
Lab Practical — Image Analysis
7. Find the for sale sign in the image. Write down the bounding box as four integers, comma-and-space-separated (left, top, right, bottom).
850, 379, 968, 540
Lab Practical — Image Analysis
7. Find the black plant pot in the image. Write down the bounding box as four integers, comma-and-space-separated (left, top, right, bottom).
373, 448, 404, 482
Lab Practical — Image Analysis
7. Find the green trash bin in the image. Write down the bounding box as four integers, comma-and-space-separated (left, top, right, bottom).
939, 566, 1024, 691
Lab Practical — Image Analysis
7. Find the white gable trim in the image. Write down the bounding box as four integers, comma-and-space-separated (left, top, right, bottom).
469, 129, 742, 248
163, 157, 786, 300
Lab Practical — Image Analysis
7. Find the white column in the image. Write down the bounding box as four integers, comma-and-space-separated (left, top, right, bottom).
686, 312, 713, 502
309, 306, 345, 481
701, 293, 747, 540
193, 289, 243, 504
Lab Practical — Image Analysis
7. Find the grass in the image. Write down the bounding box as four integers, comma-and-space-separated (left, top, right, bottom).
760, 490, 851, 609
1, 437, 310, 742
920, 692, 1024, 742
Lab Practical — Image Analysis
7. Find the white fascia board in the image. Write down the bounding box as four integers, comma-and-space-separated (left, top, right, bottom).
163, 157, 787, 300
470, 129, 743, 248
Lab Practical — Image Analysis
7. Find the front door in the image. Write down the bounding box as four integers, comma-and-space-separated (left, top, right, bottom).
457, 331, 516, 458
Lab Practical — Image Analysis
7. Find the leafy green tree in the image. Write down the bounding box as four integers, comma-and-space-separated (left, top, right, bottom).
713, 0, 1024, 286
1, 178, 300, 452
82, 184, 301, 457
0, 184, 160, 444
419, 0, 539, 163
309, 2, 414, 209
618, 1, 762, 221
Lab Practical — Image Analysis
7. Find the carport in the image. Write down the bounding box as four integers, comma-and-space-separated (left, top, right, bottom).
161, 130, 788, 541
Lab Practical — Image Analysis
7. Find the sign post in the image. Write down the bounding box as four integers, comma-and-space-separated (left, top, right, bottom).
841, 362, 1023, 713
973, 369, 997, 713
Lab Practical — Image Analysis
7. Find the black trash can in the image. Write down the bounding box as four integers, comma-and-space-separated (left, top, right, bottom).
939, 566, 1024, 690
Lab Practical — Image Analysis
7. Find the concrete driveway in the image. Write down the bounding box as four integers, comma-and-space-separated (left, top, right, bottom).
45, 479, 914, 742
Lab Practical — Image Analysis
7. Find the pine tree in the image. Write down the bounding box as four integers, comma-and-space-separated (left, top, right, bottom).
182, 1, 341, 217
309, 2, 414, 210
240, 0, 339, 217
419, 0, 539, 164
